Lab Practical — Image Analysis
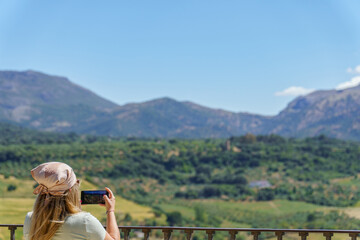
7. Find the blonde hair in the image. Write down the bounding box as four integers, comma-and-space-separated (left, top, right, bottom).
29, 183, 81, 240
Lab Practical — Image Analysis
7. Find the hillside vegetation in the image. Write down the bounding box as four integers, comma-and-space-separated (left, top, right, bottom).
1, 123, 360, 236
1, 131, 359, 207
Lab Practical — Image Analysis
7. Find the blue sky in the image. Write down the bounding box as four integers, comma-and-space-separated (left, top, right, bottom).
0, 1, 359, 115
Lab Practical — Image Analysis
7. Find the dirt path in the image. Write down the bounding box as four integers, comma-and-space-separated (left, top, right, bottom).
342, 208, 360, 219
269, 201, 281, 213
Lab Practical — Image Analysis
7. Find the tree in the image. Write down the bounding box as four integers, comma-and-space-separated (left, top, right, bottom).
256, 188, 275, 201
166, 211, 183, 226
202, 186, 221, 198
7, 184, 17, 192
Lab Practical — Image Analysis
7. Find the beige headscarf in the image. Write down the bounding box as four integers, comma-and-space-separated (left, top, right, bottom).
31, 162, 77, 196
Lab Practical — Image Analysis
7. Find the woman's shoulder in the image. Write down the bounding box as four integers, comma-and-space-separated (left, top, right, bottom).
67, 211, 90, 218
25, 212, 33, 223
65, 211, 90, 222
23, 212, 33, 239
61, 212, 93, 231
65, 211, 100, 225
62, 211, 106, 238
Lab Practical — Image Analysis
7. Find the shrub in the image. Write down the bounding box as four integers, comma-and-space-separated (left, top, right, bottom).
201, 186, 221, 198
7, 184, 17, 192
166, 211, 182, 226
256, 188, 275, 201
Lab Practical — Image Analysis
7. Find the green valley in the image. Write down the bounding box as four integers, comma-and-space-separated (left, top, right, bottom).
1, 123, 360, 239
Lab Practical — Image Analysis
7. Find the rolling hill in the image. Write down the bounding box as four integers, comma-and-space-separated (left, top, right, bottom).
267, 86, 360, 139
0, 70, 117, 132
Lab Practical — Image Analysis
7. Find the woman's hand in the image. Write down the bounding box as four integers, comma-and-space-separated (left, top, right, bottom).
102, 187, 115, 212
102, 187, 120, 240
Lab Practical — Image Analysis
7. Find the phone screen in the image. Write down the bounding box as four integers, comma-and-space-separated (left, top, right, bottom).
81, 190, 108, 204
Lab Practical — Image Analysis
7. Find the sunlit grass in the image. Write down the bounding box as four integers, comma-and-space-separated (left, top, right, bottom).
181, 199, 329, 215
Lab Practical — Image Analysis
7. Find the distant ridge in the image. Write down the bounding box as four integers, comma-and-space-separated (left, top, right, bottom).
0, 70, 359, 140
0, 70, 117, 132
268, 85, 360, 139
79, 97, 268, 138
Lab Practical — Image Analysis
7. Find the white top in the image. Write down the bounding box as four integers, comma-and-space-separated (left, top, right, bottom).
23, 211, 106, 240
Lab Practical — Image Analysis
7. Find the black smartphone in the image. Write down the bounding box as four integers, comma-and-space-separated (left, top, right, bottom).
81, 190, 109, 204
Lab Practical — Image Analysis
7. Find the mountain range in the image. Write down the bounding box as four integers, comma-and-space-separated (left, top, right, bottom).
0, 70, 359, 140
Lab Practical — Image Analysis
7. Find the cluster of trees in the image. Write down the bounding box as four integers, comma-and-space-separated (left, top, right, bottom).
0, 122, 79, 145
273, 182, 360, 207
0, 122, 117, 145
1, 122, 360, 207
